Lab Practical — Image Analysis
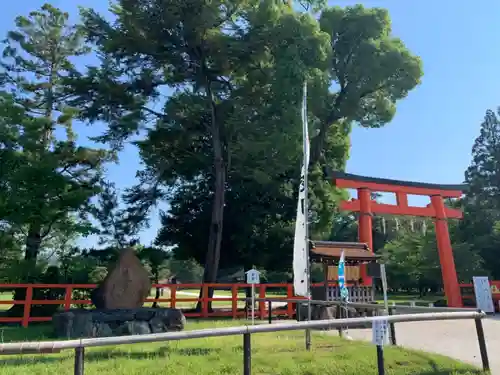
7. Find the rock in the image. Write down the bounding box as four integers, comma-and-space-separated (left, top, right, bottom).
314, 305, 337, 320
92, 322, 113, 337
115, 321, 151, 336
53, 308, 93, 339
91, 248, 151, 309
149, 317, 166, 333
296, 304, 337, 322
53, 308, 186, 339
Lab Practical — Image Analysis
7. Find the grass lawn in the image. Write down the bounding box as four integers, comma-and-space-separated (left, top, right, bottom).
0, 293, 12, 311
375, 293, 443, 306
0, 320, 484, 375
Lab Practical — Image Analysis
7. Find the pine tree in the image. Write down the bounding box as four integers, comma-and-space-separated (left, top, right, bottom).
465, 108, 500, 210
0, 4, 110, 307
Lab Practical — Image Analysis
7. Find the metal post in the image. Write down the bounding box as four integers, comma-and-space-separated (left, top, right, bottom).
376, 345, 385, 375
74, 347, 84, 375
301, 81, 312, 352
337, 304, 344, 338
388, 307, 397, 345
243, 333, 251, 375
474, 316, 490, 372
268, 301, 272, 324
305, 302, 311, 350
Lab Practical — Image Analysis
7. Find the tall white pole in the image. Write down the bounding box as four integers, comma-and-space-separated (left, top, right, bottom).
302, 82, 312, 351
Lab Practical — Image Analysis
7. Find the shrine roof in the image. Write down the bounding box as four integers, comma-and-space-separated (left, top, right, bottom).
310, 241, 379, 264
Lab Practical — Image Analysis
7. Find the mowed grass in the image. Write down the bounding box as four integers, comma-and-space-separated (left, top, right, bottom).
0, 293, 13, 311
375, 293, 444, 305
0, 320, 484, 375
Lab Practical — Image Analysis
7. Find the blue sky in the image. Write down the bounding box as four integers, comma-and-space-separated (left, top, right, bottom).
2, 0, 499, 246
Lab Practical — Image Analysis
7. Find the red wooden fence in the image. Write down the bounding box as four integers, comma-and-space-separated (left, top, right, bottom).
0, 282, 498, 328
0, 283, 309, 327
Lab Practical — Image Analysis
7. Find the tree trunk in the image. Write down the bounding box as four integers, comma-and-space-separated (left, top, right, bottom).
196, 78, 226, 312
9, 223, 42, 316
152, 274, 160, 308
310, 89, 346, 166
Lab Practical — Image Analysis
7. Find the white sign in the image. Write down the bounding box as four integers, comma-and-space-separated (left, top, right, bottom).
473, 276, 495, 313
372, 319, 389, 346
246, 269, 260, 284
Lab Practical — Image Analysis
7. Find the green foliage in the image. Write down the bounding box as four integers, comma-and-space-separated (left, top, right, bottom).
0, 2, 434, 294
459, 108, 500, 279
380, 225, 485, 293
0, 4, 110, 271
310, 5, 423, 164
71, 0, 340, 278
91, 180, 139, 247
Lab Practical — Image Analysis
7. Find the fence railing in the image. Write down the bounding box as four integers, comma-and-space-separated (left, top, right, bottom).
258, 297, 480, 346
0, 310, 489, 375
0, 282, 497, 327
0, 283, 309, 327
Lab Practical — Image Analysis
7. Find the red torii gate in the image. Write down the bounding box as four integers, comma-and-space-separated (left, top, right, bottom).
329, 171, 466, 307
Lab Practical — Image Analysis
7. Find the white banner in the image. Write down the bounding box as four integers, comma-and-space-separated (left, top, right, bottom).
293, 82, 310, 297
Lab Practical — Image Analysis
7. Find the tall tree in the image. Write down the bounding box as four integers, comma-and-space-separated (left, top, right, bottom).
71, 0, 331, 296
0, 4, 109, 307
460, 108, 500, 278
309, 5, 423, 166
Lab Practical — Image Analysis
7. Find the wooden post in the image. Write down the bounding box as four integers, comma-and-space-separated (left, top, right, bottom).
323, 263, 329, 301
64, 286, 73, 311
286, 284, 294, 319
231, 285, 238, 319
202, 285, 209, 318
22, 286, 33, 328
171, 285, 177, 308
259, 285, 266, 320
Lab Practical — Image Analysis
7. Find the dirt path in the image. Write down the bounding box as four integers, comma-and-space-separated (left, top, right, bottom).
336, 315, 500, 373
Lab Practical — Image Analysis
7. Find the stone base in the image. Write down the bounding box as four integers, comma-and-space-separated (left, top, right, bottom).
53, 308, 186, 339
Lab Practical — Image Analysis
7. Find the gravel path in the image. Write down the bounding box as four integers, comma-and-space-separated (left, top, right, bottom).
335, 315, 500, 373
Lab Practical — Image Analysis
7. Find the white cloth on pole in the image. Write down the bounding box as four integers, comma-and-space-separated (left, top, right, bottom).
293, 82, 310, 297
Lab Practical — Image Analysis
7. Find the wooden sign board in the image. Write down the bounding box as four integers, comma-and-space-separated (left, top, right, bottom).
328, 265, 360, 281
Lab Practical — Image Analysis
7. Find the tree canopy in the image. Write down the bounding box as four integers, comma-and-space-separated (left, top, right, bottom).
1, 1, 497, 305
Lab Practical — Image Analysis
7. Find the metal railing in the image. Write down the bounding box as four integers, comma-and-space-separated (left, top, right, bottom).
0, 311, 489, 375
258, 297, 483, 346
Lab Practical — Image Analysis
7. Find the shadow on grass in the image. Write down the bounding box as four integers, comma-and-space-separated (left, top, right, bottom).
415, 371, 484, 375
85, 346, 221, 361
0, 346, 222, 367
404, 351, 486, 375
0, 356, 62, 367
0, 324, 52, 343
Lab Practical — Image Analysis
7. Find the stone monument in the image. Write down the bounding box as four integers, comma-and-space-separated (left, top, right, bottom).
91, 247, 151, 309
53, 248, 186, 339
